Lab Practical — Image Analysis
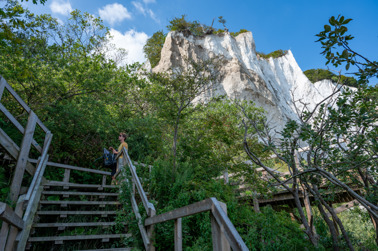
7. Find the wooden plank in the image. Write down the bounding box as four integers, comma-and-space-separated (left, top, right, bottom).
122, 148, 155, 216
28, 159, 112, 176
36, 211, 117, 215
2, 78, 31, 113
42, 191, 118, 196
44, 181, 116, 189
28, 233, 131, 242
0, 222, 9, 251
210, 198, 248, 251
211, 213, 222, 251
25, 144, 51, 202
0, 103, 42, 153
34, 222, 117, 228
0, 202, 24, 230
131, 194, 150, 250
79, 249, 132, 251
40, 201, 120, 205
174, 218, 182, 251
9, 111, 37, 203
0, 128, 35, 175
80, 248, 132, 251
0, 77, 5, 101
145, 198, 213, 226
4, 195, 25, 251
16, 185, 44, 251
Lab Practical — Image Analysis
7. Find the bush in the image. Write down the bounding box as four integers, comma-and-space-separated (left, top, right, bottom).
143, 31, 166, 68
257, 49, 288, 59
304, 68, 358, 87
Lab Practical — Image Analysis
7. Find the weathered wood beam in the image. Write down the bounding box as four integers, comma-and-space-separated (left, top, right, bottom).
0, 128, 35, 175
131, 194, 150, 250
145, 198, 213, 226
174, 218, 182, 251
0, 77, 31, 113
0, 103, 42, 153
0, 203, 24, 230
9, 111, 37, 203
210, 198, 248, 251
0, 77, 5, 101
28, 159, 111, 176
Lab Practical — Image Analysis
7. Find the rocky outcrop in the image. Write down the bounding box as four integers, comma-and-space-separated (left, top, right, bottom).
150, 30, 341, 132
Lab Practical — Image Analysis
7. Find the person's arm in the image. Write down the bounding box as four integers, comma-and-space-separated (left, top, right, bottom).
109, 147, 118, 154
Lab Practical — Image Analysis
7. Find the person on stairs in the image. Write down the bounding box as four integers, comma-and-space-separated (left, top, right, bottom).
109, 132, 128, 184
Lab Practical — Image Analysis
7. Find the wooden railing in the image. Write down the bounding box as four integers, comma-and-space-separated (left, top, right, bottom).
0, 76, 52, 251
116, 147, 249, 251
115, 147, 156, 250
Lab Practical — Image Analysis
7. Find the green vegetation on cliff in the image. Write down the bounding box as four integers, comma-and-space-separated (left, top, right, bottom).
304, 68, 358, 87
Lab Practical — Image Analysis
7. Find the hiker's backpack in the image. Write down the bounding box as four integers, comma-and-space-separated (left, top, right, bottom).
103, 148, 116, 168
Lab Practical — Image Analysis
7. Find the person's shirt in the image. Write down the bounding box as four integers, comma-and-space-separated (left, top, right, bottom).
118, 142, 128, 158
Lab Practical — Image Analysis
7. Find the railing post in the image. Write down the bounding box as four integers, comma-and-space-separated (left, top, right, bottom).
9, 111, 37, 203
63, 169, 70, 189
4, 195, 25, 251
147, 209, 156, 251
174, 218, 182, 251
211, 201, 230, 251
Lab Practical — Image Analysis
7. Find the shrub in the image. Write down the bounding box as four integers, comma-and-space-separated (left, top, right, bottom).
304, 68, 358, 87
143, 31, 166, 68
257, 49, 288, 59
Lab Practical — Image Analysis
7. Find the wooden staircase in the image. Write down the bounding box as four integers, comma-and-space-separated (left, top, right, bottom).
0, 75, 249, 251
27, 181, 131, 250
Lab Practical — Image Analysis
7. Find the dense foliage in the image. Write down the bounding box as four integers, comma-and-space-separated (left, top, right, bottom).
1, 2, 376, 249
257, 49, 288, 59
304, 68, 358, 87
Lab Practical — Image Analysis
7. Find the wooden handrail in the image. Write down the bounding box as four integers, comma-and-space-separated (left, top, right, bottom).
115, 148, 248, 250
145, 198, 249, 251
117, 147, 156, 215
28, 159, 112, 176
115, 147, 156, 250
0, 76, 55, 250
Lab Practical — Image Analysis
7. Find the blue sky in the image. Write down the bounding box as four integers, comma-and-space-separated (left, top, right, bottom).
20, 0, 378, 84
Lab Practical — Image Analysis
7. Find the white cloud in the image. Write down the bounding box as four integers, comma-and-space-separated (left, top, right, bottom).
50, 0, 73, 16
108, 29, 149, 64
99, 3, 131, 26
132, 1, 146, 15
147, 9, 159, 23
143, 0, 156, 3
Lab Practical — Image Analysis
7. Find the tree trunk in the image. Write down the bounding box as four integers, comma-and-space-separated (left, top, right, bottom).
172, 110, 181, 177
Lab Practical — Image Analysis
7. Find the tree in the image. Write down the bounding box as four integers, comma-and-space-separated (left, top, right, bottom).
143, 30, 166, 68
144, 57, 221, 175
241, 15, 377, 249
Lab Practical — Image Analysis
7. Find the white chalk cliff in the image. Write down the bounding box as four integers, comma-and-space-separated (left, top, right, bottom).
150, 31, 340, 132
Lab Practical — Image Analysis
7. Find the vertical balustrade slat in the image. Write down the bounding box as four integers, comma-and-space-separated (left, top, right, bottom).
174, 218, 182, 251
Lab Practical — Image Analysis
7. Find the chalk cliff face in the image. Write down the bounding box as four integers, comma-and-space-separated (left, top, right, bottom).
151, 31, 339, 132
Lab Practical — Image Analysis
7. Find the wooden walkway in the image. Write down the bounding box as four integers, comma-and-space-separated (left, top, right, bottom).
0, 75, 248, 251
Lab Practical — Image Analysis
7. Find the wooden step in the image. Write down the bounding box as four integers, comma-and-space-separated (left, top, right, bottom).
42, 191, 119, 197
33, 222, 117, 228
40, 201, 120, 206
37, 211, 117, 217
45, 181, 117, 190
79, 248, 132, 251
28, 233, 131, 244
